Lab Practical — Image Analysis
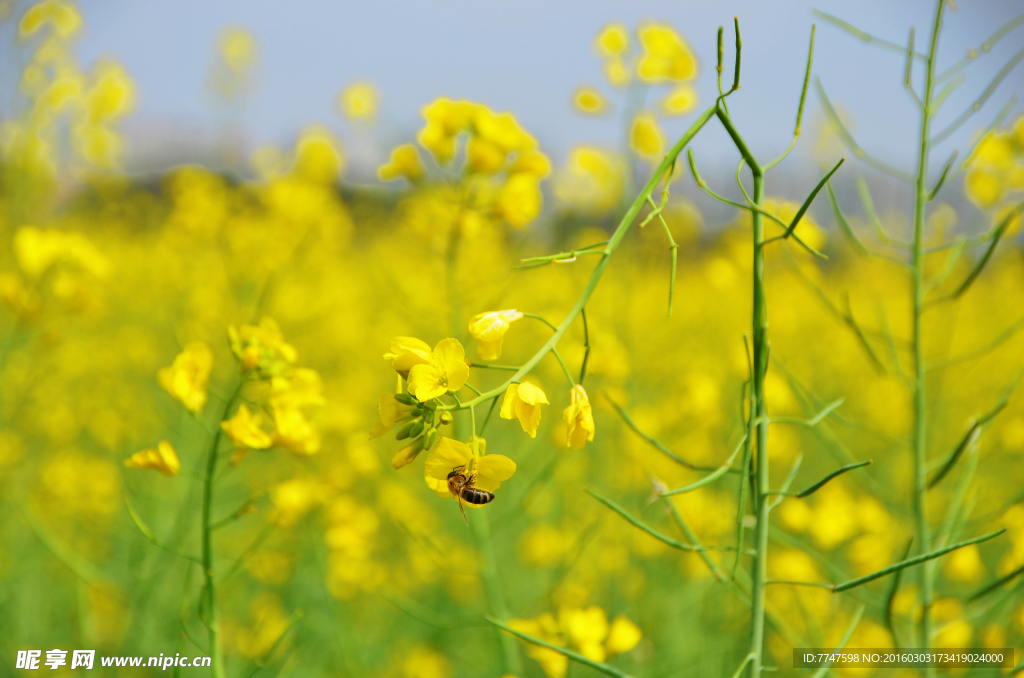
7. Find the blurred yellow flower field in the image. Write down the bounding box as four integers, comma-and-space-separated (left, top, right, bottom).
2, 2, 1024, 678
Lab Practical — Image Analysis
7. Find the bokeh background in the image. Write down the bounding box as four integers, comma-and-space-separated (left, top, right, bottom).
2, 0, 1024, 676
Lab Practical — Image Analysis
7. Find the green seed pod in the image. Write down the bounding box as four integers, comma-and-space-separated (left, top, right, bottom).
395, 420, 416, 440
423, 427, 438, 451
394, 392, 417, 406
439, 410, 453, 425
408, 419, 425, 439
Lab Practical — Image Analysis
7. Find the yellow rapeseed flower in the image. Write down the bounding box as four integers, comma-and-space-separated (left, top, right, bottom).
636, 24, 697, 83
369, 392, 416, 439
496, 174, 544, 229
407, 338, 470, 401
339, 81, 378, 121
221, 404, 273, 450
124, 441, 180, 476
564, 385, 595, 449
605, 615, 643, 656
555, 146, 626, 213
219, 27, 257, 74
603, 58, 631, 88
595, 24, 629, 58
573, 87, 606, 115
157, 342, 213, 414
378, 144, 423, 182
500, 382, 549, 438
468, 309, 523, 359
509, 613, 568, 678
630, 112, 665, 159
229, 317, 298, 374
19, 0, 81, 38
662, 84, 698, 116
271, 405, 320, 455
293, 126, 344, 184
560, 606, 609, 661
423, 436, 516, 498
383, 336, 433, 376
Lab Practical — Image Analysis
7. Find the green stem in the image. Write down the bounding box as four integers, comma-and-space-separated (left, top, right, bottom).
202, 382, 242, 678
912, 1, 946, 667
473, 513, 522, 675
717, 99, 770, 678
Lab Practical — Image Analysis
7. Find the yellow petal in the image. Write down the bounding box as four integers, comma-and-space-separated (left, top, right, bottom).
408, 364, 446, 401
516, 382, 549, 405
477, 338, 504, 360
500, 384, 520, 420
476, 454, 516, 487
516, 399, 542, 438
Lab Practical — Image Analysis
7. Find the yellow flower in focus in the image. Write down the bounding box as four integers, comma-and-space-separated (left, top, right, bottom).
423, 437, 516, 498
636, 24, 698, 83
468, 309, 523, 360
563, 385, 595, 449
158, 342, 213, 414
573, 87, 606, 114
383, 336, 433, 376
219, 27, 257, 74
605, 615, 642, 656
19, 0, 81, 38
124, 441, 180, 476
603, 58, 631, 88
595, 24, 629, 58
378, 144, 423, 182
221, 404, 273, 450
496, 174, 544, 229
662, 84, 698, 116
407, 338, 470, 401
339, 81, 378, 121
630, 112, 665, 159
500, 382, 549, 438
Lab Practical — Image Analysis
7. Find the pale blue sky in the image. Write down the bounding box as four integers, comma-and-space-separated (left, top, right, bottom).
3, 0, 1022, 181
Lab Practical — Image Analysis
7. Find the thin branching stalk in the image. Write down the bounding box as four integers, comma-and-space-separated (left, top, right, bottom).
911, 0, 946, 660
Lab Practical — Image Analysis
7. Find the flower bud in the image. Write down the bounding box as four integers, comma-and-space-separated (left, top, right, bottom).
439, 410, 453, 425
395, 420, 416, 440
423, 427, 438, 450
391, 437, 426, 469
408, 419, 425, 439
394, 392, 417, 406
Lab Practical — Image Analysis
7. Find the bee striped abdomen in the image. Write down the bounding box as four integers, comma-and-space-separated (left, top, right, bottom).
461, 487, 494, 505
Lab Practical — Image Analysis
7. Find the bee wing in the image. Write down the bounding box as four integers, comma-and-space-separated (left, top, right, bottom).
457, 491, 469, 527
